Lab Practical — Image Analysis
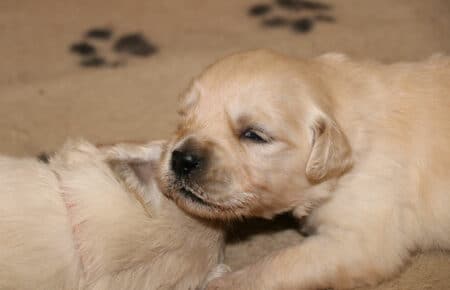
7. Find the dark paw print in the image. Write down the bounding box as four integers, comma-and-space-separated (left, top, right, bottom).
248, 0, 335, 34
37, 152, 51, 164
69, 28, 157, 68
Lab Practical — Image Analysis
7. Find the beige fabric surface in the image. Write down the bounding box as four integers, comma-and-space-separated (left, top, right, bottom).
0, 0, 449, 289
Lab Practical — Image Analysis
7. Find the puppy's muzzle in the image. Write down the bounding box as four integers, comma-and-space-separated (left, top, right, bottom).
167, 139, 221, 207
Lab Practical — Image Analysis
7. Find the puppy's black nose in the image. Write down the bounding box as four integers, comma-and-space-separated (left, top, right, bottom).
171, 149, 201, 177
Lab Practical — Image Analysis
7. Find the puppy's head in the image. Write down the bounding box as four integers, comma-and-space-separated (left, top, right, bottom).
160, 50, 352, 220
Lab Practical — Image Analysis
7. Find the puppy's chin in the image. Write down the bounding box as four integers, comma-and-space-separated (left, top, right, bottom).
160, 178, 256, 220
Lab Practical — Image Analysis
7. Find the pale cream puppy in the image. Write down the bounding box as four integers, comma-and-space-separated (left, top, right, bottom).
0, 140, 225, 290
159, 50, 450, 290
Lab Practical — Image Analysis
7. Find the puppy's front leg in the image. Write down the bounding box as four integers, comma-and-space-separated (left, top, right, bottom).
207, 233, 409, 290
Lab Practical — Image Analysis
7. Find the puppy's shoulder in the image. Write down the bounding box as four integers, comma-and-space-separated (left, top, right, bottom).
50, 139, 100, 167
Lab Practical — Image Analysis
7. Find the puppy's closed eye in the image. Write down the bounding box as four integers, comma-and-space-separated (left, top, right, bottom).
240, 128, 271, 144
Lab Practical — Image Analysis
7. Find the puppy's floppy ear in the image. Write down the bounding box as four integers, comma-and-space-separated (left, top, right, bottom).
305, 115, 352, 183
100, 140, 166, 207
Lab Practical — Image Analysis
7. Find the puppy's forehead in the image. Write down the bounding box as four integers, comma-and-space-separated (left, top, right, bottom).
189, 78, 292, 130
193, 53, 306, 109
179, 50, 314, 132
198, 50, 300, 90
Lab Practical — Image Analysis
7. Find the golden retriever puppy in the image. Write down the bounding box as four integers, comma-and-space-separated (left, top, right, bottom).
0, 140, 225, 290
159, 50, 450, 290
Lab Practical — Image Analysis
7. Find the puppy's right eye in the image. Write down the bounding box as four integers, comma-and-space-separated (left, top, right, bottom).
240, 129, 270, 144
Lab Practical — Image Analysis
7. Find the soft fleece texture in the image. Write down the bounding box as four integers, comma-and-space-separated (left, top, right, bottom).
0, 0, 448, 289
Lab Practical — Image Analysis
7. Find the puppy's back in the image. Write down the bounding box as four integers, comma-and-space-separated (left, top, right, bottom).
321, 54, 450, 248
0, 141, 224, 290
0, 156, 80, 289
51, 141, 223, 289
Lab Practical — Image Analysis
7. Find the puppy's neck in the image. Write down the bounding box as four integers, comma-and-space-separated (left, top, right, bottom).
317, 59, 384, 162
293, 177, 338, 218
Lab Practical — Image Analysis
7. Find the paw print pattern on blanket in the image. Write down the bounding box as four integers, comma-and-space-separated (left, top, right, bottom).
248, 0, 335, 33
69, 28, 158, 68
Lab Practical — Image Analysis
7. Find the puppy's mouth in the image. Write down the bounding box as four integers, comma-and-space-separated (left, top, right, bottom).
165, 180, 252, 220
178, 186, 210, 206
160, 160, 257, 219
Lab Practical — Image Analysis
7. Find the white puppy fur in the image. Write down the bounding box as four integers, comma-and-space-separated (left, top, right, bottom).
0, 140, 225, 290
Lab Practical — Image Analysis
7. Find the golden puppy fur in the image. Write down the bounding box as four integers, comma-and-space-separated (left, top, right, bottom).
0, 140, 225, 290
160, 50, 450, 289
